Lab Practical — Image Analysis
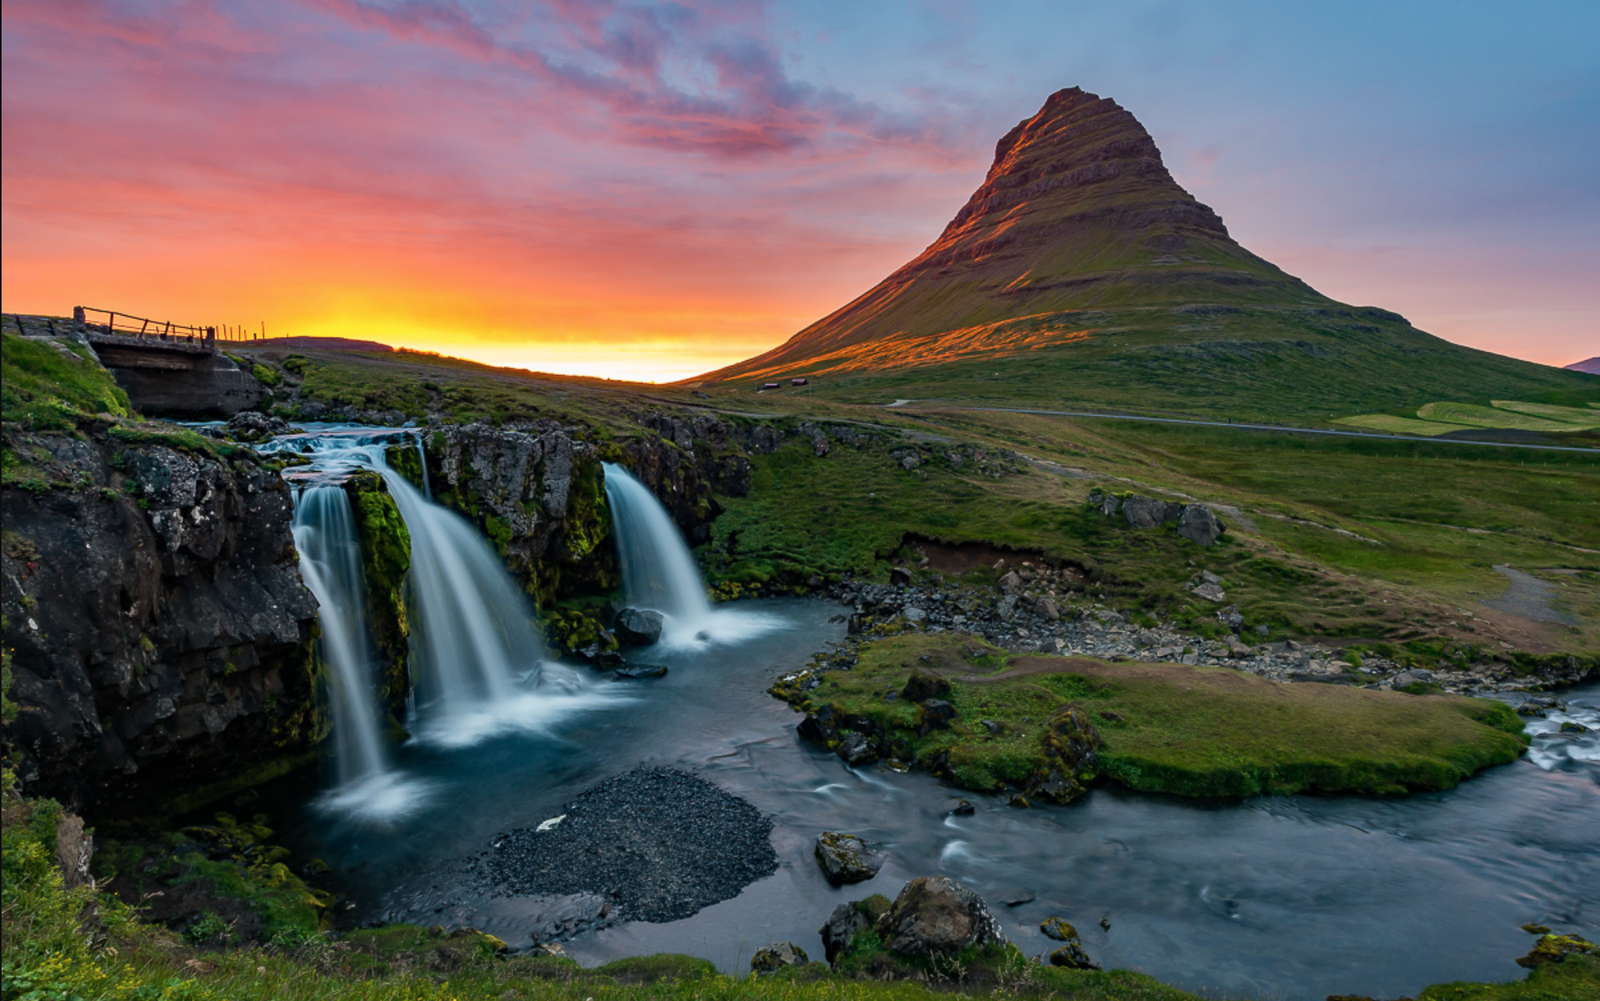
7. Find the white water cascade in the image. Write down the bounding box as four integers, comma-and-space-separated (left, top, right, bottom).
602, 462, 777, 647
278, 427, 615, 771
293, 487, 389, 786
292, 483, 428, 820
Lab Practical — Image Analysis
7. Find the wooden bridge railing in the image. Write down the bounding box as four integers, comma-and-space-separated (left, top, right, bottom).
73, 307, 268, 352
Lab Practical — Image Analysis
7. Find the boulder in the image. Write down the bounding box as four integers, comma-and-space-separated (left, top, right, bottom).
902, 670, 951, 702
751, 941, 809, 974
998, 570, 1023, 594
1190, 581, 1226, 603
613, 608, 665, 646
916, 699, 958, 734
838, 732, 877, 766
889, 566, 914, 586
1026, 706, 1101, 804
1122, 495, 1182, 528
946, 798, 975, 816
876, 876, 1007, 961
815, 832, 887, 885
1177, 504, 1225, 546
820, 903, 872, 963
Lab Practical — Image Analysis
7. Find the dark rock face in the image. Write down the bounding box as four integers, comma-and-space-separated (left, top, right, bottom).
901, 669, 951, 702
614, 608, 665, 646
1, 428, 319, 812
876, 876, 1008, 961
814, 832, 887, 885
400, 415, 753, 603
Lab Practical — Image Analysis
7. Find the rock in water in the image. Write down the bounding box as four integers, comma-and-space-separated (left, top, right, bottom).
613, 608, 664, 646
815, 832, 887, 885
1041, 917, 1100, 969
876, 876, 1008, 961
751, 942, 809, 974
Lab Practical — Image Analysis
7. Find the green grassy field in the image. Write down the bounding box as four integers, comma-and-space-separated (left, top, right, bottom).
790, 634, 1527, 797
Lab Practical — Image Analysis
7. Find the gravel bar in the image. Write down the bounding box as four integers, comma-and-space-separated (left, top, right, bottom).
474, 766, 778, 924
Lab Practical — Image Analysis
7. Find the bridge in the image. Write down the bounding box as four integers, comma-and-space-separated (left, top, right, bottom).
8, 307, 272, 418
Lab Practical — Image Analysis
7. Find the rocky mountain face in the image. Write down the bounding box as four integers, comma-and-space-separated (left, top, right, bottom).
1, 427, 319, 813
698, 86, 1322, 384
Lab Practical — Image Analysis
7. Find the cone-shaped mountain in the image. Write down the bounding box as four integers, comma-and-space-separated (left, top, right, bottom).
694, 88, 1593, 420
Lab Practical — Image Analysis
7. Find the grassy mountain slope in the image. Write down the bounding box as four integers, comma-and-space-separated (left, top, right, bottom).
690, 88, 1596, 422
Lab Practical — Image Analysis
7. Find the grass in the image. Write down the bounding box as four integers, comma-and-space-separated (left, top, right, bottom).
1417, 402, 1597, 432
790, 634, 1528, 797
1, 330, 129, 430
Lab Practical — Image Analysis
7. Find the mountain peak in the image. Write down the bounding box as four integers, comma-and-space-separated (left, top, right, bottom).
696, 87, 1319, 385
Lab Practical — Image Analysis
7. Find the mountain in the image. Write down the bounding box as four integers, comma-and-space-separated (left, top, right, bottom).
1569, 357, 1600, 375
692, 88, 1595, 421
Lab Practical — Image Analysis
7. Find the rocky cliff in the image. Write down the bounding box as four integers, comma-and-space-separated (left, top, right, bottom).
1, 426, 320, 813
387, 415, 753, 605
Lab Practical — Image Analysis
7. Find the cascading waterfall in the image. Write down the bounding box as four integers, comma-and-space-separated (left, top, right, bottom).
602, 462, 777, 647
277, 426, 616, 779
292, 482, 429, 819
293, 487, 389, 787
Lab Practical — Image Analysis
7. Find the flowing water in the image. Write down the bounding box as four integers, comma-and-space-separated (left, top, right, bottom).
268, 426, 1598, 998
602, 462, 778, 648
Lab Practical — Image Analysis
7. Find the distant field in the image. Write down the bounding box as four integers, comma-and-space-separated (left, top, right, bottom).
1489, 400, 1600, 426
1335, 399, 1600, 438
1333, 414, 1463, 436
1418, 401, 1595, 431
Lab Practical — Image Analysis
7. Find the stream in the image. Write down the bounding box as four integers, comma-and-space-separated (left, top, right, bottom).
274, 597, 1599, 1000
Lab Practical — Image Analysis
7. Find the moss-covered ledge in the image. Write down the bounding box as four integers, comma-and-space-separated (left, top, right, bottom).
343, 471, 411, 716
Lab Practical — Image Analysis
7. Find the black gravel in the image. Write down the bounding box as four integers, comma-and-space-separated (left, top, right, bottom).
473, 766, 778, 924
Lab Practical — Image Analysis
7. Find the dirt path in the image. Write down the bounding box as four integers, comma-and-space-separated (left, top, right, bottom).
1480, 565, 1578, 626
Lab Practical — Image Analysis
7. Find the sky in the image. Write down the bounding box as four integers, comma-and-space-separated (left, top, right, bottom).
3, 1, 1596, 382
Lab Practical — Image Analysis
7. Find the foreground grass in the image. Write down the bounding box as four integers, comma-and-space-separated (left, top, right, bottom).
788, 634, 1528, 797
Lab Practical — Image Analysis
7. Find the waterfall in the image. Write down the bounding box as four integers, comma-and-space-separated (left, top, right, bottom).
602, 462, 777, 647
272, 424, 623, 814
294, 487, 388, 787
293, 484, 429, 820
364, 446, 563, 731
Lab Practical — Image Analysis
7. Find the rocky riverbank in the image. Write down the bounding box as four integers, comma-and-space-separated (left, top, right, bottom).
818, 560, 1596, 698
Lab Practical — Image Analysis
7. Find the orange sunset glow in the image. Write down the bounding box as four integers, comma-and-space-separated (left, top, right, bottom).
4, 2, 1596, 378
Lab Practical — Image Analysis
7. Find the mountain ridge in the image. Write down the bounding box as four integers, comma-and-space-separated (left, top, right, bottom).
690, 88, 1595, 421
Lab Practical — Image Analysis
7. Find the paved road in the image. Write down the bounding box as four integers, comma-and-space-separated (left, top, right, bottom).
942, 405, 1600, 454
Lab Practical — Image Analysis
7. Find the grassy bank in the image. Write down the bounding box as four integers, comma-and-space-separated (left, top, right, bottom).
782, 634, 1529, 797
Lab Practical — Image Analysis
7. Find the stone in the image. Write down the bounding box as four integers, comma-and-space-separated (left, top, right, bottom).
815, 832, 887, 885
1190, 582, 1226, 603
946, 798, 975, 816
1038, 598, 1060, 622
876, 876, 1007, 961
1041, 918, 1099, 969
996, 594, 1019, 620
613, 608, 665, 646
614, 663, 668, 679
1003, 892, 1035, 907
838, 732, 877, 765
1122, 495, 1182, 528
820, 903, 872, 963
916, 699, 958, 734
751, 941, 809, 974
902, 670, 952, 702
903, 607, 927, 625
890, 566, 914, 587
1217, 604, 1245, 630
1176, 504, 1225, 546
998, 570, 1023, 594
